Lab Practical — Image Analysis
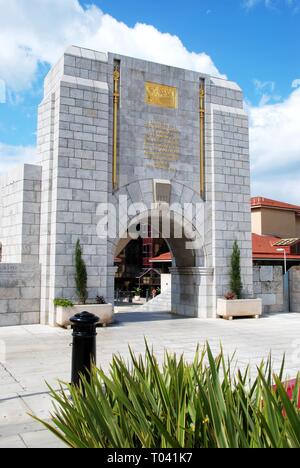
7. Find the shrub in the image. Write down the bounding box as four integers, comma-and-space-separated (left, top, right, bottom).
53, 298, 74, 308
75, 239, 88, 305
33, 344, 300, 449
230, 240, 243, 299
96, 296, 107, 305
224, 292, 237, 301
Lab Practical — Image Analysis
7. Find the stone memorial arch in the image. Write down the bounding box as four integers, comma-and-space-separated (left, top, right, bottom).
0, 46, 253, 326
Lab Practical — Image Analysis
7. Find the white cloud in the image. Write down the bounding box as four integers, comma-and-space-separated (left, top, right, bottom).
0, 1, 299, 205
292, 78, 300, 88
244, 0, 273, 8
244, 79, 300, 204
0, 79, 5, 103
251, 173, 300, 204
286, 0, 300, 11
254, 80, 275, 92
1, 85, 300, 205
0, 143, 37, 174
244, 0, 299, 10
249, 86, 300, 172
253, 79, 281, 106
244, 0, 261, 7
249, 85, 300, 203
0, 0, 224, 176
0, 0, 224, 92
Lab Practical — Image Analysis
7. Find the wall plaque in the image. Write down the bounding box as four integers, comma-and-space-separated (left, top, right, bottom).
145, 82, 177, 109
144, 121, 180, 171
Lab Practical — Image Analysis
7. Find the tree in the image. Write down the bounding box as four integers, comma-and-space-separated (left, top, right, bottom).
75, 239, 88, 305
230, 240, 243, 299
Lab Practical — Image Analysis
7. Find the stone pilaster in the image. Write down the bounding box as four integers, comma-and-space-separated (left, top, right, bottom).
37, 47, 111, 324
170, 267, 214, 318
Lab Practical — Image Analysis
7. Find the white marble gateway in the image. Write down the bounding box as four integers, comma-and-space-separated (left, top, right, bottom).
0, 46, 253, 326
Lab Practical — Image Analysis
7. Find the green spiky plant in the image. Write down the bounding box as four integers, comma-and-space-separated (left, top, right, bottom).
53, 298, 74, 308
32, 344, 300, 449
75, 239, 88, 305
230, 240, 243, 299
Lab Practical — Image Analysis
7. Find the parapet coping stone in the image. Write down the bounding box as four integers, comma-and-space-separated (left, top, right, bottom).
211, 103, 248, 117
65, 45, 108, 63
61, 74, 109, 91
210, 76, 242, 92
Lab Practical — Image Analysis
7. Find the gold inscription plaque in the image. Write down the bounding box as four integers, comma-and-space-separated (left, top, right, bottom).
144, 121, 180, 171
145, 82, 177, 109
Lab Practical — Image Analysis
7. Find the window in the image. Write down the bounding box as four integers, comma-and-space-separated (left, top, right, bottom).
291, 242, 300, 255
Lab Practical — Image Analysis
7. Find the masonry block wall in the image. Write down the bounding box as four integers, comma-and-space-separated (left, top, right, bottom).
208, 81, 253, 302
0, 46, 255, 325
0, 167, 24, 263
37, 47, 110, 325
253, 266, 284, 313
104, 52, 253, 316
0, 164, 41, 264
0, 264, 41, 326
289, 266, 300, 313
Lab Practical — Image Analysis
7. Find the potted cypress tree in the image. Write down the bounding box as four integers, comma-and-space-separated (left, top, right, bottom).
74, 239, 88, 305
54, 240, 114, 328
230, 240, 243, 299
217, 241, 262, 320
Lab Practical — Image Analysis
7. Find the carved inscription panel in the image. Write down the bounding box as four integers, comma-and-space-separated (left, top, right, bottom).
144, 121, 180, 172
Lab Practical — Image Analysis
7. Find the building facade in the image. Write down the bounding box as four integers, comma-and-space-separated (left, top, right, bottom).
252, 197, 300, 238
251, 197, 300, 269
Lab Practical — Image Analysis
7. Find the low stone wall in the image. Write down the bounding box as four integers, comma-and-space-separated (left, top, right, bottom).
253, 266, 284, 314
289, 266, 300, 313
0, 164, 42, 264
0, 264, 41, 326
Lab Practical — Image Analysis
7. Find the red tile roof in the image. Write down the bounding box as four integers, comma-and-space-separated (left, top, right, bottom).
251, 197, 300, 214
252, 233, 300, 260
149, 236, 300, 262
149, 252, 172, 263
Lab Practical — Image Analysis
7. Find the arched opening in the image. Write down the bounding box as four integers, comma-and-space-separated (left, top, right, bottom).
115, 235, 171, 302
112, 208, 207, 317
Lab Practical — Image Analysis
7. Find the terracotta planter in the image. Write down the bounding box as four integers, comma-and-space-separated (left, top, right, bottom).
56, 304, 114, 328
217, 298, 262, 320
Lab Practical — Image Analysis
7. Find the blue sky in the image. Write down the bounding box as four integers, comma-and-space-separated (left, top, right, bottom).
0, 0, 299, 202
91, 0, 299, 101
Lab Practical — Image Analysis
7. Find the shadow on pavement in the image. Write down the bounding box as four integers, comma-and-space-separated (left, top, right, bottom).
113, 311, 189, 325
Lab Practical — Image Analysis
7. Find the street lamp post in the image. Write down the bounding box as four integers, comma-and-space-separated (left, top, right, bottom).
276, 248, 290, 312
276, 248, 287, 275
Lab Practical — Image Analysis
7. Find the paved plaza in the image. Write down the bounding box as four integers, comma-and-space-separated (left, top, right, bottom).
0, 310, 300, 448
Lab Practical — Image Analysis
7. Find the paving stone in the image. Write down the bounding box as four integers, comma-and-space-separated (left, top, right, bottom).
19, 429, 67, 449
0, 435, 27, 448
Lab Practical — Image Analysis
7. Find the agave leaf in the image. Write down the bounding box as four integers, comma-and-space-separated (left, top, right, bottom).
273, 375, 300, 446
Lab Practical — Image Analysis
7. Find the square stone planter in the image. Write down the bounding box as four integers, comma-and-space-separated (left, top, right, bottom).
217, 298, 262, 320
56, 306, 74, 328
56, 304, 114, 328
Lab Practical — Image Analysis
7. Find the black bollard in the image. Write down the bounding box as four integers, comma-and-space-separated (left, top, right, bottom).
70, 311, 99, 387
